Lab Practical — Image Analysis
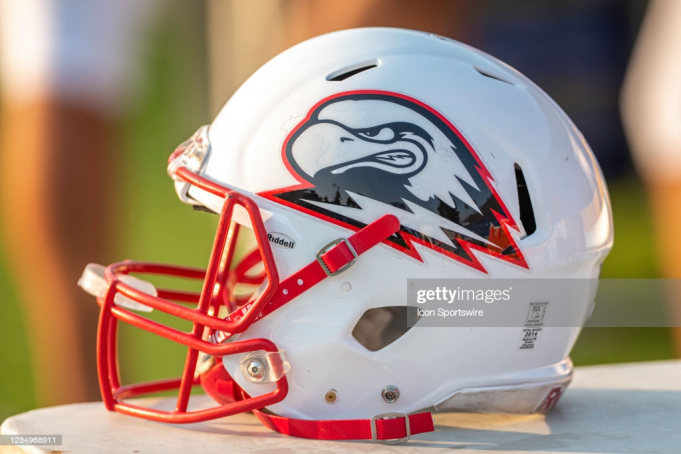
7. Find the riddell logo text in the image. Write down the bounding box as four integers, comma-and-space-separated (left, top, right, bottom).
267, 232, 296, 249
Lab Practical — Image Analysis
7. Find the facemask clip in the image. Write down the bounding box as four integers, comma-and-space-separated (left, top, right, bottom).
78, 263, 155, 313
167, 125, 211, 205
237, 350, 291, 384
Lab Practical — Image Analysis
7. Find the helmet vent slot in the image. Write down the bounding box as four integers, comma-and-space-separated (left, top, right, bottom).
352, 306, 420, 352
327, 60, 379, 81
515, 163, 536, 236
475, 67, 514, 86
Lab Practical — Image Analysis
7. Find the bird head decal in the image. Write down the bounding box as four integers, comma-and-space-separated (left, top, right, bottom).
259, 91, 528, 272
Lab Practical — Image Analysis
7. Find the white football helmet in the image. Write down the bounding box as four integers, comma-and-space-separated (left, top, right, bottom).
80, 28, 613, 443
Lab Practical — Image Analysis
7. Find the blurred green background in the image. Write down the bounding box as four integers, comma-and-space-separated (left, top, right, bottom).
0, 5, 216, 422
0, 1, 675, 424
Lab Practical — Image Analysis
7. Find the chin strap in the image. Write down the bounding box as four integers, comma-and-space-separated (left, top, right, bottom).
212, 214, 435, 443
252, 408, 434, 443
218, 214, 403, 330
203, 362, 434, 444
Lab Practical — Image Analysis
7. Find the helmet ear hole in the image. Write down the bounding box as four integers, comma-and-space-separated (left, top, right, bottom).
352, 306, 421, 352
515, 163, 537, 237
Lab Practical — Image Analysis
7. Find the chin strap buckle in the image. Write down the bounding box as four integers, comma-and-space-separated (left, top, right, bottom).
371, 412, 411, 444
316, 238, 358, 276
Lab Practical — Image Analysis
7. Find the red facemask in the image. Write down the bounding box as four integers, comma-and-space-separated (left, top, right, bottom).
80, 136, 431, 443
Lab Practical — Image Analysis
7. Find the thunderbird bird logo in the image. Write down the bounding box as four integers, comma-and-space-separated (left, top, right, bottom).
259, 91, 528, 273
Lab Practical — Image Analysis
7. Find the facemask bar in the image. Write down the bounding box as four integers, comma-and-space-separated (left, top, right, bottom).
95, 154, 287, 423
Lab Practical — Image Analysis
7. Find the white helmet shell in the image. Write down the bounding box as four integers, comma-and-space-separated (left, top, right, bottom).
186, 28, 613, 420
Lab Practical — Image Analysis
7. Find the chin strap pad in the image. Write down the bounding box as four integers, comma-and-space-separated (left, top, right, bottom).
200, 363, 246, 405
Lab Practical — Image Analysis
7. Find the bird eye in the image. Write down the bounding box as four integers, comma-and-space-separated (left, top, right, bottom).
359, 127, 395, 141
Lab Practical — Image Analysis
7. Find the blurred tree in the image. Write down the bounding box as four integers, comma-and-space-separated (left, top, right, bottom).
205, 0, 472, 115
621, 0, 681, 355
0, 0, 162, 407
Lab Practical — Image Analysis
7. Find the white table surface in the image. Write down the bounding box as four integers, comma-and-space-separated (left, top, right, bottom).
2, 360, 680, 453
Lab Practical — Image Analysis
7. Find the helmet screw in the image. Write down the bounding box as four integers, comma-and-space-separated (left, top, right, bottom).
324, 389, 338, 403
381, 385, 400, 403
246, 359, 265, 380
